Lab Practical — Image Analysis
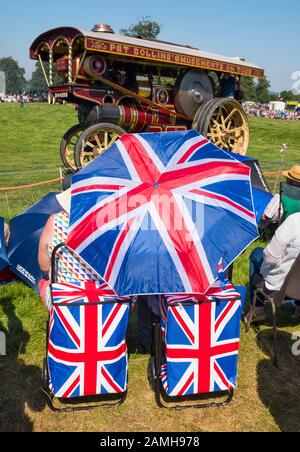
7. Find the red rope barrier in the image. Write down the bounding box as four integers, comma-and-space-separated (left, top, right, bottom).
0, 178, 63, 192
0, 170, 283, 192
264, 171, 285, 176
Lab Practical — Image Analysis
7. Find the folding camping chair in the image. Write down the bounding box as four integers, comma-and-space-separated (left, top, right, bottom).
149, 288, 246, 410
246, 252, 300, 368
42, 243, 131, 412
280, 182, 300, 223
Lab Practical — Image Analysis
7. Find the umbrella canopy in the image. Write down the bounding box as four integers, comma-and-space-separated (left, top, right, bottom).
233, 154, 270, 194
67, 130, 259, 296
8, 193, 62, 291
0, 217, 10, 272
231, 154, 272, 223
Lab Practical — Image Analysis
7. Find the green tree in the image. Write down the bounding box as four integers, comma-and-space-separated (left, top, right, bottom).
256, 77, 271, 103
0, 57, 26, 93
29, 61, 63, 94
120, 16, 161, 40
278, 90, 300, 102
240, 77, 257, 102
29, 62, 49, 94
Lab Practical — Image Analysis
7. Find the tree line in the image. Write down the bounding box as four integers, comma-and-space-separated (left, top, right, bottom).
1, 17, 299, 105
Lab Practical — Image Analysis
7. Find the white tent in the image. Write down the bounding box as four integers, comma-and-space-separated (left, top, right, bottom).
269, 101, 286, 112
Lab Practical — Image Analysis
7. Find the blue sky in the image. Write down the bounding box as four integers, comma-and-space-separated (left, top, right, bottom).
0, 0, 299, 92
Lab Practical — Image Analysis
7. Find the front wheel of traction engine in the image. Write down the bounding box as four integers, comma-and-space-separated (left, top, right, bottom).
60, 124, 84, 173
193, 98, 250, 155
74, 123, 126, 170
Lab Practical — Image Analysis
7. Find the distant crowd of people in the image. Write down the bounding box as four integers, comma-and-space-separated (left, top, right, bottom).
243, 103, 300, 120
0, 93, 48, 104
0, 94, 31, 103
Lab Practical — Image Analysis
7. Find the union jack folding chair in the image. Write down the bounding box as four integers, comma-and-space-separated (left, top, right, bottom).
42, 244, 131, 412
148, 283, 246, 410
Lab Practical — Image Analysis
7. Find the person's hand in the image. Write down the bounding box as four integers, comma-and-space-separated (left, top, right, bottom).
38, 279, 52, 311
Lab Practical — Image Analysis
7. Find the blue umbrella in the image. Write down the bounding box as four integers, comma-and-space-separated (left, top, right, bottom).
0, 217, 10, 272
67, 130, 259, 296
8, 193, 62, 291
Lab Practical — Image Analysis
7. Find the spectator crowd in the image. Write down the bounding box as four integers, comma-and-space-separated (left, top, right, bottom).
0, 93, 48, 103
243, 103, 300, 120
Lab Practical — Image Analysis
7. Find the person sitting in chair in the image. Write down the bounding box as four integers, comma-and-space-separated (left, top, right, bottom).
248, 212, 300, 322
38, 190, 101, 310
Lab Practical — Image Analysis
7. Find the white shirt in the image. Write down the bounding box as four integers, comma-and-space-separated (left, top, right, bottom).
261, 213, 300, 291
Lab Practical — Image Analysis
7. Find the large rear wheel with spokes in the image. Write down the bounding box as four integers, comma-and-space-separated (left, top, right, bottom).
193, 98, 249, 155
74, 123, 126, 170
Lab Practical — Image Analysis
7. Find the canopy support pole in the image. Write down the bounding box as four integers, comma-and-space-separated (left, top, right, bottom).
38, 54, 50, 87
49, 49, 53, 86
68, 44, 73, 84
73, 49, 87, 83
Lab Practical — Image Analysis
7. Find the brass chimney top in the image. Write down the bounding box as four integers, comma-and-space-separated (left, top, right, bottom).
92, 24, 114, 33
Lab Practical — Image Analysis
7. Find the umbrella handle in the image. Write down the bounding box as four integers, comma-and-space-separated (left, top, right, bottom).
51, 243, 66, 284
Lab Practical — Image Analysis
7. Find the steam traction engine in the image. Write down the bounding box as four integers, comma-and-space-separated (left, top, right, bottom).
30, 24, 264, 171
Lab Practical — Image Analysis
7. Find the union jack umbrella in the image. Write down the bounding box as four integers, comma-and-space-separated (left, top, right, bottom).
67, 130, 258, 296
160, 299, 243, 397
48, 281, 131, 398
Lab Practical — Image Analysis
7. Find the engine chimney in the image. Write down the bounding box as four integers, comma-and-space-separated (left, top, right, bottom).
92, 24, 114, 33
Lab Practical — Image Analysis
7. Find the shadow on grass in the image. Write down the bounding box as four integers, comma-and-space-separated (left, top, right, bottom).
0, 294, 46, 432
127, 311, 150, 356
257, 330, 300, 432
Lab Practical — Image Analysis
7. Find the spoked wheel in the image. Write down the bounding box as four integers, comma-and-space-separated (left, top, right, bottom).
193, 98, 249, 155
60, 124, 83, 172
74, 123, 126, 170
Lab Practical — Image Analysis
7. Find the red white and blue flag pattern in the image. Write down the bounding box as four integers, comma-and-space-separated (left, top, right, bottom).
48, 282, 131, 398
160, 298, 243, 397
51, 280, 128, 305
67, 130, 258, 296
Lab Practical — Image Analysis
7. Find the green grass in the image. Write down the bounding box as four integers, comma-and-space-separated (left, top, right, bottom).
0, 103, 76, 219
0, 103, 300, 432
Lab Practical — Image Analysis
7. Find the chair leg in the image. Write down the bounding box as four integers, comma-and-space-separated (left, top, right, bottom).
153, 319, 163, 408
246, 291, 257, 332
271, 301, 279, 368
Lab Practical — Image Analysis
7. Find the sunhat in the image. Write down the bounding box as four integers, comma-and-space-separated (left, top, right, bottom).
283, 166, 300, 183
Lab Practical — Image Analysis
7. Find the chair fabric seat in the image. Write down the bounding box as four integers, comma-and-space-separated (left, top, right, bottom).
47, 281, 131, 399
282, 183, 300, 220
160, 295, 244, 398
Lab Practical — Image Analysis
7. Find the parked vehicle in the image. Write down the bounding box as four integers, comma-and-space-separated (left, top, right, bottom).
30, 23, 264, 171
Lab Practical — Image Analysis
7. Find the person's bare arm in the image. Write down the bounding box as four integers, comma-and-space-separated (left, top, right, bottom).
263, 214, 297, 265
38, 215, 55, 274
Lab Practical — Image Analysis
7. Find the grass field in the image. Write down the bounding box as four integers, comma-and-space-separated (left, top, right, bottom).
0, 103, 300, 432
